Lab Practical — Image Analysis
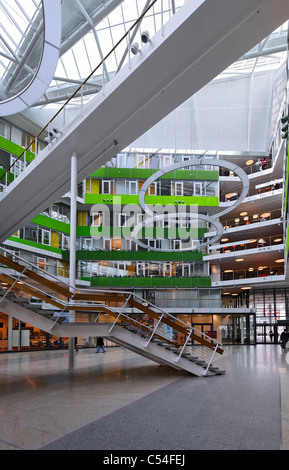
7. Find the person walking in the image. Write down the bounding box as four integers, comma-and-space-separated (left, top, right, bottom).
96, 337, 106, 353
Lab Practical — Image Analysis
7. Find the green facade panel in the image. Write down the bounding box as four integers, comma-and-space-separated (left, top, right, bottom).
63, 250, 204, 262
0, 136, 35, 162
89, 167, 219, 181
81, 276, 211, 288
85, 193, 219, 206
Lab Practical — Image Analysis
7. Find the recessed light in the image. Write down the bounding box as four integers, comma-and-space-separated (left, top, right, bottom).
275, 259, 284, 263
261, 212, 270, 218
274, 238, 282, 242
221, 238, 228, 242
246, 160, 253, 165
241, 286, 252, 290
236, 258, 244, 262
240, 212, 248, 216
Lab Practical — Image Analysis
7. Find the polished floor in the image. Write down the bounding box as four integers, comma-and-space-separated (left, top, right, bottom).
0, 344, 288, 451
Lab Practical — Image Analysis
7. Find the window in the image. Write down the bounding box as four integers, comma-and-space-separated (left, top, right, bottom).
93, 211, 103, 226
117, 154, 126, 167
161, 155, 172, 168
171, 181, 183, 196
126, 180, 138, 195
137, 154, 150, 168
194, 182, 203, 196
148, 182, 158, 195
40, 229, 50, 245
102, 180, 113, 194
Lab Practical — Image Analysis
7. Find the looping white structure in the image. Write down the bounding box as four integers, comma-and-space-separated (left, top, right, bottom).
0, 0, 61, 117
133, 158, 250, 251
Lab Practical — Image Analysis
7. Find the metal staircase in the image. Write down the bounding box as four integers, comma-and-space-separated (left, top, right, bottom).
0, 249, 225, 377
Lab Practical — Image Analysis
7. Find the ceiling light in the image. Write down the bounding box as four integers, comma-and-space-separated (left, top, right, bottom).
243, 216, 249, 220
261, 212, 270, 218
236, 258, 244, 262
241, 286, 252, 290
221, 238, 228, 242
246, 160, 253, 166
249, 239, 256, 243
274, 238, 282, 242
224, 269, 234, 273
275, 259, 284, 263
253, 214, 258, 219
248, 267, 254, 271
235, 218, 240, 222
240, 212, 248, 216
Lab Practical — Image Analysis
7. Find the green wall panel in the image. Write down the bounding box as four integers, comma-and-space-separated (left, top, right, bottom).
89, 167, 219, 181
81, 276, 211, 288
0, 136, 35, 162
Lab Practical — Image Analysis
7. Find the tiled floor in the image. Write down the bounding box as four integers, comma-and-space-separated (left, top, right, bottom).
0, 344, 288, 450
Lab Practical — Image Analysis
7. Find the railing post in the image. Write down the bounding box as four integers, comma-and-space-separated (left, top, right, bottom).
144, 312, 164, 347
203, 343, 219, 376
0, 265, 28, 304
175, 327, 193, 362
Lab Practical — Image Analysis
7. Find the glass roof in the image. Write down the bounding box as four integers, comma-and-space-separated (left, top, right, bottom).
0, 0, 288, 115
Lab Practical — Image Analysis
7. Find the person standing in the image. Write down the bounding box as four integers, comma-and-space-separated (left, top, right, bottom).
96, 337, 106, 353
262, 157, 267, 170
255, 159, 262, 172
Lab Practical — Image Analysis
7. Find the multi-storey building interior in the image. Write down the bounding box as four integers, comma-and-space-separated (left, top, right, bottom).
0, 0, 288, 361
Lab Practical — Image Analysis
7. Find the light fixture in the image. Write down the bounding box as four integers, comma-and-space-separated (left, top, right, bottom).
221, 238, 228, 242
261, 212, 270, 218
281, 117, 288, 139
248, 267, 254, 271
246, 160, 253, 166
236, 258, 244, 262
243, 216, 249, 221
249, 239, 257, 243
253, 214, 258, 219
240, 212, 248, 216
241, 286, 252, 290
131, 42, 140, 55
274, 238, 282, 242
45, 127, 62, 144
141, 30, 151, 44
275, 259, 284, 263
224, 269, 234, 273
235, 218, 240, 223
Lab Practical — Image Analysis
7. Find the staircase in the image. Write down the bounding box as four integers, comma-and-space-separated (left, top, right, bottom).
0, 249, 225, 377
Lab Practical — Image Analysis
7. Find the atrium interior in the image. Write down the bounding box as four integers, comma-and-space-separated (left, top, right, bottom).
0, 0, 289, 452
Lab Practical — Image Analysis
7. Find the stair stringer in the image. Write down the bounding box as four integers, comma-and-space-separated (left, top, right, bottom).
0, 298, 207, 376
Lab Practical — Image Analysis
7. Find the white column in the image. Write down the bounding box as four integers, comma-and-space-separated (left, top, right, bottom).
7, 315, 12, 351
69, 152, 77, 370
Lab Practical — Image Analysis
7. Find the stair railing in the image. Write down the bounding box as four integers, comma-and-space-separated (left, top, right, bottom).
0, 265, 28, 304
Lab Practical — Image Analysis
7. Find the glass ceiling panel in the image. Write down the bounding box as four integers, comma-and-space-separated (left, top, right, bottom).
0, 0, 41, 80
